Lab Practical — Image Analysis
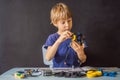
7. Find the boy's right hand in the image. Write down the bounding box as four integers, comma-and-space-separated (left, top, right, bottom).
57, 31, 73, 43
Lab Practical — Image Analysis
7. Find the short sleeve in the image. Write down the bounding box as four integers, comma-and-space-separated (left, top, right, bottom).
44, 33, 59, 49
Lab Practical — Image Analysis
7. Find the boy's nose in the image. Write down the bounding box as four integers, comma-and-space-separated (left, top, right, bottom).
65, 22, 69, 26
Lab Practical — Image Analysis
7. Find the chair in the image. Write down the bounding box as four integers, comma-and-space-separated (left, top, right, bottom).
42, 45, 53, 68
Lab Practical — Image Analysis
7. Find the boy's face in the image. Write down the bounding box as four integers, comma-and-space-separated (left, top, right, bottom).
55, 18, 72, 33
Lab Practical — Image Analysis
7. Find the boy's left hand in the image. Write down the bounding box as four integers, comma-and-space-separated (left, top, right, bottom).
70, 40, 84, 53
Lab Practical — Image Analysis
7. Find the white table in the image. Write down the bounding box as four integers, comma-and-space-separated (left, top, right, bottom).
0, 67, 120, 80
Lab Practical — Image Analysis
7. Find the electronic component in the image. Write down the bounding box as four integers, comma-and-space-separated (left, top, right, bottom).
39, 67, 86, 77
14, 69, 41, 79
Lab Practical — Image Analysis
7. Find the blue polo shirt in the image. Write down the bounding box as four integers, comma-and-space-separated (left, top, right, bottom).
44, 33, 82, 68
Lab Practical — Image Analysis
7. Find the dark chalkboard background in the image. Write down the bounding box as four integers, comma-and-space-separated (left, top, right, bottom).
0, 0, 120, 74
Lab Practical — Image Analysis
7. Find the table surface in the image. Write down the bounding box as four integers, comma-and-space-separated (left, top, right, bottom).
0, 67, 120, 80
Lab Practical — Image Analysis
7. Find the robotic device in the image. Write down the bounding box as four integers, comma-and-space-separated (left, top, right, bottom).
72, 32, 85, 45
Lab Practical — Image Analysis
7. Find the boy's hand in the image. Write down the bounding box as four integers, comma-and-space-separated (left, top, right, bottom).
70, 41, 86, 63
57, 31, 73, 43
70, 40, 84, 53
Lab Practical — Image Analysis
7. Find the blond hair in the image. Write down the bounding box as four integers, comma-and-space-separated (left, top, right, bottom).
50, 3, 72, 25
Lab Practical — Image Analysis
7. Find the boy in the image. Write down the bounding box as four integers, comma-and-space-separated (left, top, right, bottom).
44, 2, 87, 67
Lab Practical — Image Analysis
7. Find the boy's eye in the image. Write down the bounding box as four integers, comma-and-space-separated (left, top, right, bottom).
60, 19, 72, 24
61, 21, 65, 24
68, 19, 72, 22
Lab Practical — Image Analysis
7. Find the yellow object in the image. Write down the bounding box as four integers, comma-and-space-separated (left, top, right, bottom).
86, 70, 102, 78
72, 35, 76, 41
14, 73, 25, 79
96, 71, 102, 76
